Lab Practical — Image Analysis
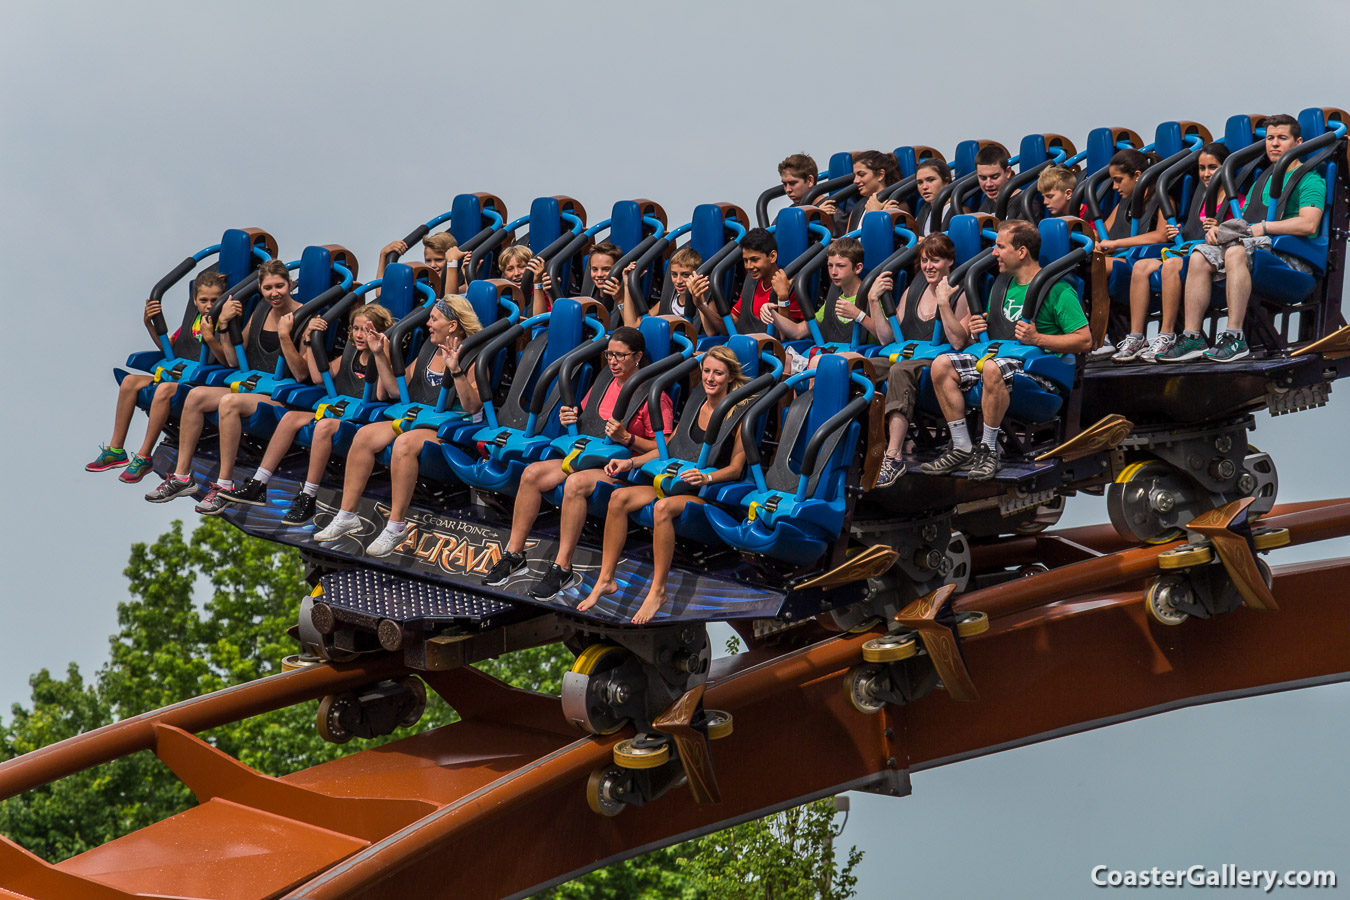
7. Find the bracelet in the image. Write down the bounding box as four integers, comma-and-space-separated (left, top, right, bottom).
450, 368, 465, 378
534, 283, 544, 291
447, 260, 460, 269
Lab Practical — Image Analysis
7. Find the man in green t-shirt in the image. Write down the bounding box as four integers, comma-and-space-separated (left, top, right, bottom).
1162, 113, 1327, 364
921, 220, 1091, 481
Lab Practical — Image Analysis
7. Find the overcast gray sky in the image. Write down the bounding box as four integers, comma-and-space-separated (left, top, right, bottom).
3, 0, 1350, 896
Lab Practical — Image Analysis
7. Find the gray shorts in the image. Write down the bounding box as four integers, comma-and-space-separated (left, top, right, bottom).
1191, 236, 1315, 278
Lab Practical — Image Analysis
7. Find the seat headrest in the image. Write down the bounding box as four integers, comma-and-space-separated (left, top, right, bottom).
773, 207, 809, 266
610, 200, 644, 255
528, 197, 562, 254
893, 146, 918, 179
465, 280, 500, 327
805, 353, 850, 439
1154, 121, 1183, 158
218, 228, 256, 288
1223, 115, 1256, 151
295, 245, 333, 305
948, 215, 983, 265
691, 203, 726, 262
381, 263, 418, 321
638, 315, 672, 362
1018, 134, 1047, 172
1085, 127, 1116, 175
953, 140, 981, 178
859, 211, 895, 275
542, 297, 584, 367
449, 194, 484, 246
726, 334, 759, 378
827, 151, 854, 180
1038, 218, 1071, 265
1298, 107, 1326, 139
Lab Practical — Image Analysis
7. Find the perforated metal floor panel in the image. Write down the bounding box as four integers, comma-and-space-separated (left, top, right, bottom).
318, 568, 528, 631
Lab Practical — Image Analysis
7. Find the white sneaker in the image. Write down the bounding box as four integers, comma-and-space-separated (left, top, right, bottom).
1089, 341, 1117, 359
1140, 332, 1175, 363
1111, 335, 1149, 363
314, 515, 362, 542
365, 526, 408, 558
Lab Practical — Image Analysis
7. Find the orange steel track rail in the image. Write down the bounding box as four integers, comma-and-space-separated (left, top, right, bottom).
3, 498, 1350, 900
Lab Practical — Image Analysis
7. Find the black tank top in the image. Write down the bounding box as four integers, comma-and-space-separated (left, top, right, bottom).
243, 303, 282, 373
898, 277, 939, 342
667, 393, 740, 470
333, 344, 379, 398
407, 340, 446, 406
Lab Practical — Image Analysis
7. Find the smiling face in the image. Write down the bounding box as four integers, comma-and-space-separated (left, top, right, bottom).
919, 250, 953, 285
742, 248, 776, 281
826, 253, 863, 289
605, 337, 641, 380
701, 354, 732, 400
781, 170, 814, 203
976, 163, 1011, 201
1109, 164, 1140, 199
853, 161, 886, 198
259, 273, 291, 308
915, 167, 945, 203
589, 252, 617, 287
669, 262, 694, 295
427, 307, 456, 346
1264, 124, 1300, 164
1197, 151, 1223, 187
193, 284, 224, 315
502, 256, 528, 286
423, 246, 447, 274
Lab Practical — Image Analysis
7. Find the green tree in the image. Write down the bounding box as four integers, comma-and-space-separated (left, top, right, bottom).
1, 518, 860, 898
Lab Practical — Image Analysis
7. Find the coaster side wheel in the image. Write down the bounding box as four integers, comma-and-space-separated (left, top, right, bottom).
955, 611, 989, 637
317, 692, 358, 744
586, 765, 628, 817
845, 664, 886, 714
395, 675, 428, 728
705, 710, 733, 740
1145, 576, 1191, 626
862, 633, 918, 664
572, 643, 624, 676
614, 738, 670, 770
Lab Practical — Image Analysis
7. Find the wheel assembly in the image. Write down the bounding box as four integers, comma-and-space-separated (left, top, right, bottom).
704, 709, 733, 740
845, 664, 887, 714
955, 611, 989, 637
613, 736, 671, 770
862, 632, 918, 664
1145, 576, 1192, 626
1108, 460, 1201, 544
317, 692, 359, 744
561, 643, 641, 735
586, 765, 629, 817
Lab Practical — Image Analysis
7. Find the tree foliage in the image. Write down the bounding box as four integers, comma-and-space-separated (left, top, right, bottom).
0, 518, 859, 897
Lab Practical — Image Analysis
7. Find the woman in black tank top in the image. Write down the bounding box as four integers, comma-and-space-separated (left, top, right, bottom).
578, 345, 751, 624
145, 260, 309, 510
869, 235, 972, 487
314, 296, 486, 555
220, 304, 397, 522
1115, 143, 1233, 364
1095, 149, 1170, 269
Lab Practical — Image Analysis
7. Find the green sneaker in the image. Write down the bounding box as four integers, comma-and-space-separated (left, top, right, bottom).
85, 445, 128, 472
1156, 333, 1208, 363
1203, 332, 1250, 363
119, 453, 154, 484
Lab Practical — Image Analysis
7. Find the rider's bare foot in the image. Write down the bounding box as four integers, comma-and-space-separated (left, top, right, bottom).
577, 578, 618, 612
631, 591, 665, 625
